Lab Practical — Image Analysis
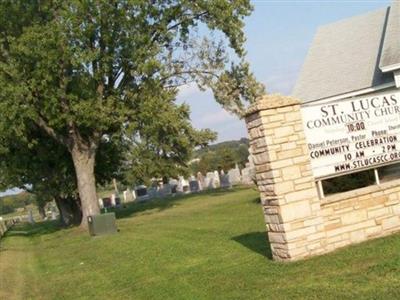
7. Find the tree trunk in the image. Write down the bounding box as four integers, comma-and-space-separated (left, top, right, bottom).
113, 178, 119, 194
55, 196, 82, 226
71, 148, 100, 228
38, 205, 46, 220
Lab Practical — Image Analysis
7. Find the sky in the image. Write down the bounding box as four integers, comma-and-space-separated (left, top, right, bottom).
177, 0, 392, 143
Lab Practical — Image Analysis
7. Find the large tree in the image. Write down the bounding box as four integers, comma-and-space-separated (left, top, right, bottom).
0, 125, 125, 226
0, 0, 264, 227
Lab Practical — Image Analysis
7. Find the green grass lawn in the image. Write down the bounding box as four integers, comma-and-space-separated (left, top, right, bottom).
1, 187, 400, 299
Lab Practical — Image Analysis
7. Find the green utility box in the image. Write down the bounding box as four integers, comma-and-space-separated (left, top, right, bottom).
88, 212, 117, 236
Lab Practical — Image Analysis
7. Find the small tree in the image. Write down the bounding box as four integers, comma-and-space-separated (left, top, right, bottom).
0, 1, 264, 227
123, 95, 216, 185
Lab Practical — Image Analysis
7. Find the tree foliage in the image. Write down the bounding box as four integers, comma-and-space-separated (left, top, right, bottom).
123, 93, 216, 185
0, 0, 264, 226
190, 140, 249, 174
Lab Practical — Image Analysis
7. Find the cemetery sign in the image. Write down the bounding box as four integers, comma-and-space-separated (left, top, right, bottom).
302, 90, 400, 178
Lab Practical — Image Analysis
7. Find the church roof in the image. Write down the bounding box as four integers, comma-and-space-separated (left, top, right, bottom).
293, 2, 399, 103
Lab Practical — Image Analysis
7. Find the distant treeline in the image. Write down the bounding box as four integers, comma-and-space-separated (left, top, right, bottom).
191, 138, 250, 174
0, 192, 34, 215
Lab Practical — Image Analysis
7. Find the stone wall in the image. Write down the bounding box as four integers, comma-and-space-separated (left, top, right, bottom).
244, 95, 400, 261
321, 180, 400, 251
0, 218, 17, 240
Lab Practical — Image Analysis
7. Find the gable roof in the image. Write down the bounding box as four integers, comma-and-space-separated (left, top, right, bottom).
380, 2, 400, 71
292, 3, 399, 103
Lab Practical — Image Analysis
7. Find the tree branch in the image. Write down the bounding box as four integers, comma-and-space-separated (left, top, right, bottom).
35, 115, 69, 147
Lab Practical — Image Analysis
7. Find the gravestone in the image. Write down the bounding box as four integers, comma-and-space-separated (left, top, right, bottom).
98, 198, 104, 209
220, 174, 232, 188
177, 176, 190, 194
159, 183, 172, 197
171, 184, 177, 194
169, 179, 178, 194
111, 194, 117, 207
123, 190, 128, 203
147, 187, 158, 199
227, 165, 242, 185
102, 197, 112, 208
205, 172, 215, 189
51, 206, 57, 220
135, 185, 149, 201
241, 154, 256, 185
28, 209, 34, 224
213, 170, 220, 188
196, 172, 205, 191
189, 180, 200, 192
241, 162, 255, 185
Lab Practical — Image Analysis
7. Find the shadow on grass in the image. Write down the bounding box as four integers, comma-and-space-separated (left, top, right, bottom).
3, 187, 250, 237
4, 220, 62, 238
232, 231, 272, 259
109, 187, 243, 220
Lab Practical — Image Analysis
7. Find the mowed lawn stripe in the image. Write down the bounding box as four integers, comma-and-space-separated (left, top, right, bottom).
1, 187, 400, 299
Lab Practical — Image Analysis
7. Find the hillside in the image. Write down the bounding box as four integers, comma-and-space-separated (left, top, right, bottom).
194, 137, 249, 158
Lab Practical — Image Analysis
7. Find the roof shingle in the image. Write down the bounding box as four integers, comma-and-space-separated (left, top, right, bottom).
292, 5, 396, 103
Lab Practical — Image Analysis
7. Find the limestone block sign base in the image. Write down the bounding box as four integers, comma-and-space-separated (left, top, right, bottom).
244, 95, 400, 261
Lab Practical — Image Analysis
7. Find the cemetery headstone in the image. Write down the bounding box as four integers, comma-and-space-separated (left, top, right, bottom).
213, 170, 220, 188
28, 209, 34, 224
111, 194, 117, 207
159, 183, 172, 198
148, 187, 158, 199
196, 172, 205, 191
123, 190, 130, 203
102, 197, 112, 208
220, 174, 232, 188
135, 185, 149, 201
169, 179, 178, 194
205, 172, 215, 189
177, 176, 190, 194
241, 163, 255, 185
51, 206, 57, 220
171, 184, 177, 194
227, 165, 241, 185
189, 180, 200, 192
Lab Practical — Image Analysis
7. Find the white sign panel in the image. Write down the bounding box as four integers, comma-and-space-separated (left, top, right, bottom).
301, 90, 400, 178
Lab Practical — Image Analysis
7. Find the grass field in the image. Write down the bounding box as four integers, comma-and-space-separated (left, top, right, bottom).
1, 187, 400, 299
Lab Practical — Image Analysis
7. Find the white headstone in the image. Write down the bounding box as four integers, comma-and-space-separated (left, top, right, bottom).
213, 170, 220, 188
51, 208, 57, 220
205, 172, 215, 189
177, 176, 190, 193
111, 194, 117, 206
28, 209, 34, 224
197, 172, 205, 191
227, 167, 241, 185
